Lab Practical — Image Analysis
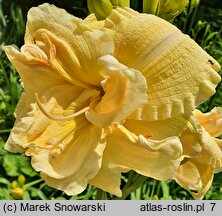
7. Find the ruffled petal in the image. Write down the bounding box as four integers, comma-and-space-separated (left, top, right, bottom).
89, 164, 127, 197
4, 45, 68, 100
194, 107, 222, 137
105, 7, 221, 120
175, 159, 214, 200
26, 3, 114, 87
125, 114, 203, 158
36, 126, 106, 195
83, 14, 105, 29
27, 125, 106, 196
214, 138, 222, 150
175, 128, 222, 199
103, 125, 182, 180
5, 85, 99, 152
195, 128, 222, 172
86, 55, 148, 128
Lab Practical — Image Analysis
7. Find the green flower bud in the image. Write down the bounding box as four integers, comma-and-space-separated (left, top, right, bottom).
110, 0, 130, 7
87, 0, 130, 20
159, 0, 189, 21
18, 175, 26, 187
143, 0, 161, 14
12, 188, 24, 200
152, 195, 159, 200
190, 0, 200, 9
197, 20, 206, 28
143, 0, 189, 21
11, 180, 17, 189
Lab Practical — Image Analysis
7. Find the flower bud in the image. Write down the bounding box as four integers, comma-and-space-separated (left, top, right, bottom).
143, 0, 161, 14
143, 0, 189, 21
190, 0, 200, 9
12, 188, 24, 200
158, 0, 189, 21
87, 0, 130, 20
152, 195, 159, 200
11, 180, 17, 189
18, 175, 26, 187
110, 0, 130, 7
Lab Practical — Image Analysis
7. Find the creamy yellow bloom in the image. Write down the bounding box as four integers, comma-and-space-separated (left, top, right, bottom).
4, 4, 221, 196
175, 107, 222, 199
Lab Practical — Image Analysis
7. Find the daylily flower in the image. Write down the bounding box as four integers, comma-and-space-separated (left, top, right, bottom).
175, 107, 222, 199
4, 4, 221, 196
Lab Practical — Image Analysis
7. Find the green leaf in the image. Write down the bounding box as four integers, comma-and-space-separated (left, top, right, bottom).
23, 190, 31, 200
0, 177, 11, 187
3, 154, 20, 176
54, 196, 67, 200
3, 154, 37, 177
161, 181, 172, 200
37, 190, 47, 200
19, 157, 37, 177
0, 188, 12, 200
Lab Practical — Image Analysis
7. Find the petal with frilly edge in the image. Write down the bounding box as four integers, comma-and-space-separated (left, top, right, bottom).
33, 125, 106, 195
86, 55, 148, 128
5, 84, 99, 152
3, 45, 68, 101
27, 125, 106, 195
103, 125, 182, 180
5, 3, 114, 91
125, 114, 203, 158
175, 159, 214, 200
194, 107, 222, 137
175, 128, 222, 199
194, 128, 222, 172
89, 164, 128, 197
105, 7, 221, 121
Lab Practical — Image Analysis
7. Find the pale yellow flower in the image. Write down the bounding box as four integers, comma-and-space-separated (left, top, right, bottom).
4, 4, 221, 196
175, 107, 222, 199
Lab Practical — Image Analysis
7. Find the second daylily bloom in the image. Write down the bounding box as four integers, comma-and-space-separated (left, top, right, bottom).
4, 4, 221, 196
175, 107, 222, 199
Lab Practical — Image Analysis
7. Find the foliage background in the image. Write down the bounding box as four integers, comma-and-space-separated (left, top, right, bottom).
0, 0, 222, 200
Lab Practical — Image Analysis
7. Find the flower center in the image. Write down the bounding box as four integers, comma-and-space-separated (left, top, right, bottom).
35, 93, 90, 121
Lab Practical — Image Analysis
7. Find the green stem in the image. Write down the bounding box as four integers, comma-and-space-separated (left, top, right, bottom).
24, 179, 44, 188
115, 175, 147, 200
0, 129, 11, 133
124, 170, 136, 188
187, 4, 198, 35
0, 60, 10, 90
95, 188, 106, 200
150, 179, 156, 198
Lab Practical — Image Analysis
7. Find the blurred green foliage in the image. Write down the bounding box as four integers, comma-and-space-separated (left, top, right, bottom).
0, 0, 222, 200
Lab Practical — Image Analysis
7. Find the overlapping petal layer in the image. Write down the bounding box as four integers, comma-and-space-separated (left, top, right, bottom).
105, 7, 221, 121
4, 3, 221, 198
6, 3, 114, 90
89, 164, 126, 197
175, 108, 222, 199
86, 55, 148, 128
102, 125, 182, 180
32, 124, 106, 195
194, 107, 222, 137
125, 114, 203, 158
